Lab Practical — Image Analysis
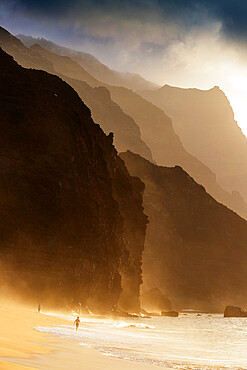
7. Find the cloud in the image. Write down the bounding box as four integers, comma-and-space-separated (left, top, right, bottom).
2, 1, 247, 50
2, 0, 246, 38
1, 0, 247, 135
2, 1, 247, 63
1, 0, 247, 40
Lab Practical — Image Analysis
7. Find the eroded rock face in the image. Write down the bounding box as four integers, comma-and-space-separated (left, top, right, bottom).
1, 38, 153, 164
105, 86, 247, 220
57, 78, 154, 163
161, 311, 179, 317
121, 151, 247, 312
224, 306, 247, 317
28, 44, 153, 162
0, 48, 147, 313
142, 84, 247, 205
2, 29, 246, 220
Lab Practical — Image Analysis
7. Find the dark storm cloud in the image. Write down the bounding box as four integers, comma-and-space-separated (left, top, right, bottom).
2, 0, 247, 136
2, 0, 247, 42
1, 0, 247, 50
160, 0, 247, 41
199, 0, 247, 41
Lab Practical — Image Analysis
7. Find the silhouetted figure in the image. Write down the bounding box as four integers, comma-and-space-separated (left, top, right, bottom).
74, 316, 80, 331
38, 303, 41, 313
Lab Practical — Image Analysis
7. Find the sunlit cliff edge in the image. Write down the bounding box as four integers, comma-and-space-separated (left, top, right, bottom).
142, 84, 247, 205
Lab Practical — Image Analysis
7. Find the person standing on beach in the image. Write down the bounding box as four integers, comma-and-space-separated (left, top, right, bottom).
74, 316, 80, 331
38, 303, 41, 313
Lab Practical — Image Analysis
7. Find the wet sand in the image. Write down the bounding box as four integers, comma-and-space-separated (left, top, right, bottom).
0, 302, 160, 369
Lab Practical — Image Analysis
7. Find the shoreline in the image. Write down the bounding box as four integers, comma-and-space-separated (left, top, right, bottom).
0, 302, 161, 369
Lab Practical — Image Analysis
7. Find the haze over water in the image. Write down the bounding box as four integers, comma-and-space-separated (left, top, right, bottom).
37, 313, 247, 369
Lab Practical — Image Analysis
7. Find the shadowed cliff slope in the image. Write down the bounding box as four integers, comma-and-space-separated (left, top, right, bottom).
142, 85, 247, 204
2, 28, 247, 219
108, 86, 247, 220
56, 77, 153, 162
0, 30, 154, 164
30, 43, 153, 162
0, 47, 147, 313
29, 43, 247, 219
121, 151, 247, 311
18, 34, 159, 91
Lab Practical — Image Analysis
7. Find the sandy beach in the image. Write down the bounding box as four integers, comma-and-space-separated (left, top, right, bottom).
0, 302, 160, 370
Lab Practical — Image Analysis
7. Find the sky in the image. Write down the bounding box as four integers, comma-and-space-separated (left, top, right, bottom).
1, 0, 247, 135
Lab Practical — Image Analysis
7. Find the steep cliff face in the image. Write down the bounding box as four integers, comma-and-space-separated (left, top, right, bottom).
0, 48, 147, 313
57, 77, 154, 162
100, 139, 147, 312
121, 151, 247, 311
29, 43, 247, 219
18, 34, 158, 91
142, 85, 247, 204
109, 86, 247, 220
109, 85, 216, 176
2, 29, 246, 219
27, 44, 154, 162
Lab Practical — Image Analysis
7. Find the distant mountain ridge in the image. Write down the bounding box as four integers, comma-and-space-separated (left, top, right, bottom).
30, 43, 154, 162
27, 44, 238, 201
1, 27, 247, 220
58, 77, 154, 161
107, 85, 247, 220
30, 43, 100, 87
17, 34, 159, 91
25, 42, 247, 219
141, 84, 247, 204
0, 27, 53, 72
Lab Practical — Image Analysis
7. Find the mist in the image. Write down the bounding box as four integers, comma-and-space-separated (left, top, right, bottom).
2, 3, 247, 367
1, 0, 247, 135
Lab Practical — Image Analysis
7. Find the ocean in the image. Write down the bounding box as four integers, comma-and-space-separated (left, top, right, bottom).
36, 312, 247, 369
